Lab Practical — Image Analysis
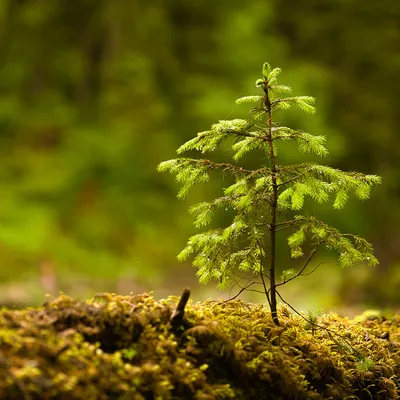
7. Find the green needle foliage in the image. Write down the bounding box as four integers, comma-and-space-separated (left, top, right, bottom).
159, 62, 381, 326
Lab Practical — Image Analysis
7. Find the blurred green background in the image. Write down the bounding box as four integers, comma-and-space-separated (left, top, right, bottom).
0, 0, 399, 314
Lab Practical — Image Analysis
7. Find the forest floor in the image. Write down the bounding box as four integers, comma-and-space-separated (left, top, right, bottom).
0, 292, 399, 399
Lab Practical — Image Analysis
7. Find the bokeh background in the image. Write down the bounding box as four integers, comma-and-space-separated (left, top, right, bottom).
0, 0, 399, 314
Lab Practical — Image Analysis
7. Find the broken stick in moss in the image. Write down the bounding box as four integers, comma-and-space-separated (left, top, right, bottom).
170, 288, 191, 332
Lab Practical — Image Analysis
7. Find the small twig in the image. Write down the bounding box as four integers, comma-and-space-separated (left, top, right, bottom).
230, 270, 255, 282
276, 247, 318, 288
274, 219, 299, 232
223, 281, 262, 303
275, 290, 363, 358
276, 219, 299, 227
276, 174, 306, 188
243, 288, 266, 294
299, 261, 328, 277
228, 272, 253, 297
170, 289, 191, 331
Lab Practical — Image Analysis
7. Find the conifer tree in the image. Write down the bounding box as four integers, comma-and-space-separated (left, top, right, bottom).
158, 62, 381, 326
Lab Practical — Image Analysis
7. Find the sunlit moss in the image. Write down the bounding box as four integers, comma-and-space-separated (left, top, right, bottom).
0, 293, 399, 399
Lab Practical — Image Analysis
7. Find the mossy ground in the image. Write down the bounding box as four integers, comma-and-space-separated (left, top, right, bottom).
0, 293, 399, 399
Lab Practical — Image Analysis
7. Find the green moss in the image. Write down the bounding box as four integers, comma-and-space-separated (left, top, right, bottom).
0, 294, 399, 399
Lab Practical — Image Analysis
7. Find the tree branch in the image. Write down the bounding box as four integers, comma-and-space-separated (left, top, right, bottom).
197, 159, 271, 177
276, 174, 306, 187
223, 281, 262, 303
275, 289, 364, 358
275, 219, 299, 232
225, 129, 268, 142
276, 247, 318, 287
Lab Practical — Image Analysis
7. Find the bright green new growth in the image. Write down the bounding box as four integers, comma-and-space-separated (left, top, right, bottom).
159, 62, 381, 325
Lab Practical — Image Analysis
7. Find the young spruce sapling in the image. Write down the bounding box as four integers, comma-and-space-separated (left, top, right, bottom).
158, 62, 381, 326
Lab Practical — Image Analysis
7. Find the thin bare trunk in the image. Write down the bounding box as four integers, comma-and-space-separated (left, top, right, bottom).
264, 84, 279, 326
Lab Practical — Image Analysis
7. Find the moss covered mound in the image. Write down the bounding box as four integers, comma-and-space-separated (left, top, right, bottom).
0, 293, 399, 399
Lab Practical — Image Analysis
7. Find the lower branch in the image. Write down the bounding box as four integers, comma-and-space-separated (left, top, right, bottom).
275, 289, 364, 358
224, 281, 262, 303
276, 247, 318, 288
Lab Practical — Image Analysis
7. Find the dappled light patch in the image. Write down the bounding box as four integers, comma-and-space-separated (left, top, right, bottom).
0, 293, 400, 399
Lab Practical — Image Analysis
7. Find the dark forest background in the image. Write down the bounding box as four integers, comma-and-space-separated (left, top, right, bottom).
0, 0, 399, 313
